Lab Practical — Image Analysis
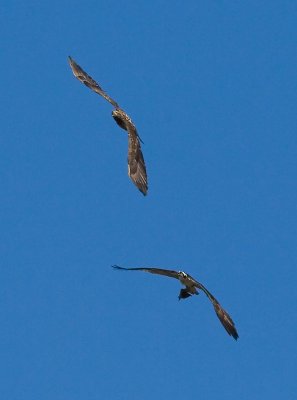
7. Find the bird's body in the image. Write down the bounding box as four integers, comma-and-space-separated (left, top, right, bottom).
68, 56, 148, 195
112, 265, 239, 340
178, 271, 198, 292
112, 109, 134, 131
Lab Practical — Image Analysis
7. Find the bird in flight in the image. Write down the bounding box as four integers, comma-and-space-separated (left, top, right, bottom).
68, 56, 148, 196
112, 265, 239, 340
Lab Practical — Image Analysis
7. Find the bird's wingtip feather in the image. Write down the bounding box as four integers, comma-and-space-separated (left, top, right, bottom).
112, 265, 123, 270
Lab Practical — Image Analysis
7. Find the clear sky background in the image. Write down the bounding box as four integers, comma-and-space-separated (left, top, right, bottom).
1, 1, 296, 399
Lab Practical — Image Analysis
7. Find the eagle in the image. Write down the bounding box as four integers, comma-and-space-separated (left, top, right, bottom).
68, 56, 148, 196
112, 265, 239, 340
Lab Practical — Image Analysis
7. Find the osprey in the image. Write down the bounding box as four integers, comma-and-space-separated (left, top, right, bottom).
112, 265, 239, 340
68, 56, 148, 196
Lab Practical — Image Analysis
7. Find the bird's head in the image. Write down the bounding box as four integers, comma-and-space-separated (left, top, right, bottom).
178, 271, 187, 279
112, 109, 127, 131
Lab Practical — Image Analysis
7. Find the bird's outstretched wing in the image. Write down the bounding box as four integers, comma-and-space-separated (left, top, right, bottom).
112, 265, 179, 280
111, 109, 148, 195
192, 278, 239, 340
127, 127, 148, 196
68, 56, 119, 108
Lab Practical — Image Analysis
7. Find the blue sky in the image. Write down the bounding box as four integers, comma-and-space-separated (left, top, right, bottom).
1, 1, 296, 399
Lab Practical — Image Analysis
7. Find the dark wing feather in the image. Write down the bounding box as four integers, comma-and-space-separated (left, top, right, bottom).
111, 108, 148, 195
191, 278, 239, 340
112, 265, 179, 280
68, 56, 119, 108
127, 126, 148, 196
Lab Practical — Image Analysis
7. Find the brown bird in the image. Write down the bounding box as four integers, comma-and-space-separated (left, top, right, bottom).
68, 56, 148, 195
112, 265, 239, 340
